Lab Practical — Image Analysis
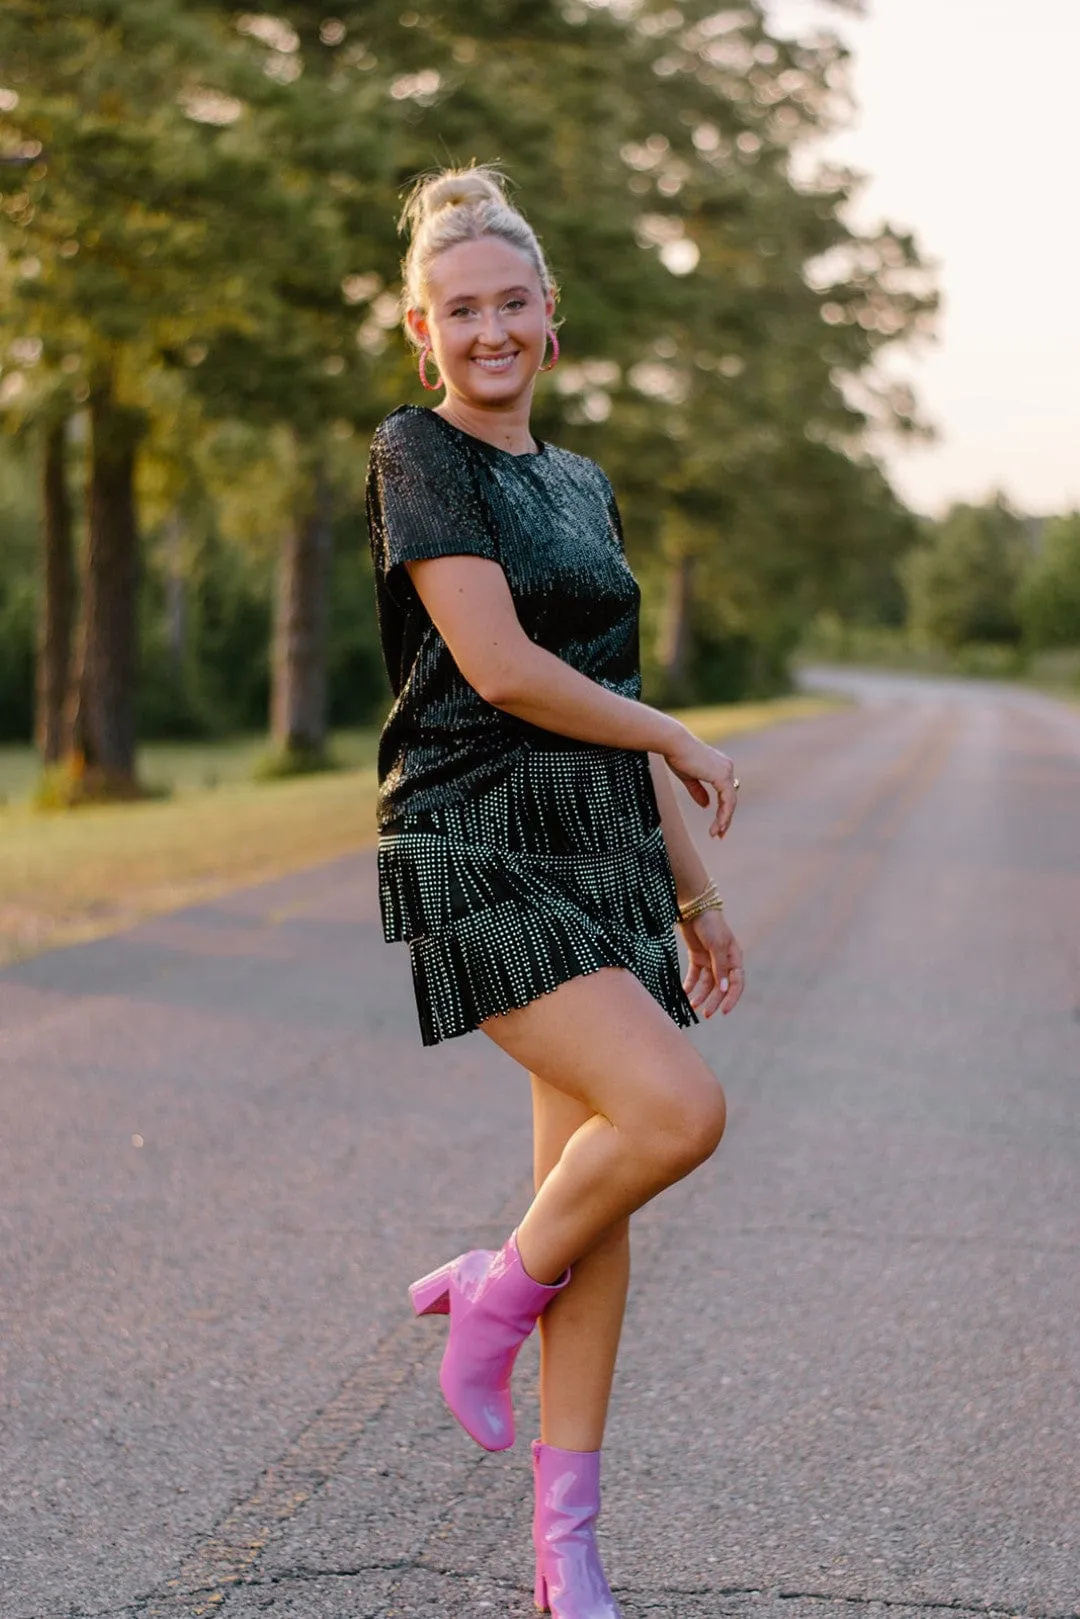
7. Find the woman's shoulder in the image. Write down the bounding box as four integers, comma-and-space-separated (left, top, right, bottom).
544, 440, 617, 502
370, 403, 445, 457
367, 406, 479, 501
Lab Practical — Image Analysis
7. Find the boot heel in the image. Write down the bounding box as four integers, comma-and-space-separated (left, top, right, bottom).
533, 1567, 548, 1611
408, 1261, 454, 1316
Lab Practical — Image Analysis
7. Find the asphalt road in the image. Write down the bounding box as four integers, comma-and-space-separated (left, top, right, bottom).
2, 668, 1078, 1619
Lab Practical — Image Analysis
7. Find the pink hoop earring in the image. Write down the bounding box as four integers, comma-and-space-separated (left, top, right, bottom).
418, 343, 442, 392
539, 328, 560, 372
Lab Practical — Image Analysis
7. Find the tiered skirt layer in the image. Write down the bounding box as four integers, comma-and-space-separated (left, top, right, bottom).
377, 744, 699, 1047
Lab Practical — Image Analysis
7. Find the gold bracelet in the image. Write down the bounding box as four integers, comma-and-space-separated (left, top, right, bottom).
677, 878, 724, 925
679, 894, 723, 924
678, 877, 718, 914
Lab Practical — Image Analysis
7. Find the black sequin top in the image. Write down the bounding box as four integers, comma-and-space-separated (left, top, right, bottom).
366, 404, 644, 831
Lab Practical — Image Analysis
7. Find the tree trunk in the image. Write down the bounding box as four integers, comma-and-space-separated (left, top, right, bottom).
270, 457, 334, 758
162, 510, 187, 683
63, 368, 146, 793
35, 416, 75, 765
656, 549, 696, 706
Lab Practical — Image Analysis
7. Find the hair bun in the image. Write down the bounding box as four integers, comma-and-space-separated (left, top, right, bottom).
422, 169, 504, 216
397, 162, 559, 342
399, 165, 506, 237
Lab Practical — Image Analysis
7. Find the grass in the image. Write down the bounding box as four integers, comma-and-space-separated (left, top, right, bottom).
0, 694, 841, 967
0, 727, 383, 808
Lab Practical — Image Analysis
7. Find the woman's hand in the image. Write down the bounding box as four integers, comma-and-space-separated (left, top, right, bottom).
679, 907, 745, 1018
663, 728, 738, 838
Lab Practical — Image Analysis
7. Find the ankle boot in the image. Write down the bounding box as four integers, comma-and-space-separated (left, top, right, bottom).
532, 1440, 622, 1617
408, 1231, 569, 1451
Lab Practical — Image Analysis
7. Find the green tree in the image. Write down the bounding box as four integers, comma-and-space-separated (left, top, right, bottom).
0, 0, 362, 790
0, 0, 938, 766
531, 0, 935, 698
902, 496, 1027, 651
1018, 513, 1080, 649
34, 412, 75, 762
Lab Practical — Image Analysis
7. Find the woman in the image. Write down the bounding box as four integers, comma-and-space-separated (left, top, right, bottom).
366, 165, 745, 1619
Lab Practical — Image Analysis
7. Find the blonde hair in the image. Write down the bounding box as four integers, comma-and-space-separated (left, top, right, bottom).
398, 164, 558, 347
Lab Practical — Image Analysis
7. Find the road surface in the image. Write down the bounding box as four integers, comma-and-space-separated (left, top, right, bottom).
1, 668, 1078, 1619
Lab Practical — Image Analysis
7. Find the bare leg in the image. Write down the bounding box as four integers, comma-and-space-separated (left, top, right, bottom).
481, 965, 726, 1288
531, 1075, 629, 1452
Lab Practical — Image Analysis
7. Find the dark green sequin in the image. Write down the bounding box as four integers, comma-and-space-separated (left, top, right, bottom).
367, 405, 643, 830
366, 404, 698, 1046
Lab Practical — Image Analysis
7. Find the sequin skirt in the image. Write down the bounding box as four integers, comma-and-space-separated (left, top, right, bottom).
377, 744, 699, 1047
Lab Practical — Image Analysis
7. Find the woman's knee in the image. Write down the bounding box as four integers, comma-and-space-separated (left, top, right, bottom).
484, 967, 726, 1175
654, 1075, 727, 1178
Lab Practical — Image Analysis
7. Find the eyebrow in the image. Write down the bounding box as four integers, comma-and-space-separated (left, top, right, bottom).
442, 285, 533, 307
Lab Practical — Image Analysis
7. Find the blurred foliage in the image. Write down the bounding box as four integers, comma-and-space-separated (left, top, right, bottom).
1018, 513, 1080, 651
805, 497, 1080, 693
801, 617, 1028, 681
0, 0, 950, 751
901, 496, 1027, 651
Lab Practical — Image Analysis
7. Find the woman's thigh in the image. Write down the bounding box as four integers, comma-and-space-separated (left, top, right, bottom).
481, 965, 725, 1147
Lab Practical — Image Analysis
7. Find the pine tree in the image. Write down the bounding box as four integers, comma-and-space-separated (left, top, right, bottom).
0, 1, 361, 788
34, 412, 75, 763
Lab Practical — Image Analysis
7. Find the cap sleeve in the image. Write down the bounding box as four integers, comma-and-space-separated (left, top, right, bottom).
605, 480, 628, 556
366, 409, 500, 591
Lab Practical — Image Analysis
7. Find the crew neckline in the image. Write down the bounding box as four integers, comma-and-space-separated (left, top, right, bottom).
413, 403, 547, 460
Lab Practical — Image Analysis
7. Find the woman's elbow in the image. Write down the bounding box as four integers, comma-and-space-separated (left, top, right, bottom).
467, 645, 531, 709
475, 667, 520, 710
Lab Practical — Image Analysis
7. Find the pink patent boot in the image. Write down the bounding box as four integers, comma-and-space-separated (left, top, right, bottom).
532, 1441, 622, 1617
408, 1231, 569, 1451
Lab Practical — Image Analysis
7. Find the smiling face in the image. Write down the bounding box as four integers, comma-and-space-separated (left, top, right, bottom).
407, 235, 554, 412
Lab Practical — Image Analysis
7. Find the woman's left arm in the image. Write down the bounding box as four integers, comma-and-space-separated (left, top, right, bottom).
648, 751, 746, 1017
647, 752, 710, 906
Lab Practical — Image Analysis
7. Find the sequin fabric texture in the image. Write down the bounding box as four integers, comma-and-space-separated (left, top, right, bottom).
366, 404, 698, 1046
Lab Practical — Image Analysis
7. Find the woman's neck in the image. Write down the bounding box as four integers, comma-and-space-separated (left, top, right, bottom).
434, 396, 538, 456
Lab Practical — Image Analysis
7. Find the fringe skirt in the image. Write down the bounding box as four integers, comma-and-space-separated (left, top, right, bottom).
377, 743, 700, 1047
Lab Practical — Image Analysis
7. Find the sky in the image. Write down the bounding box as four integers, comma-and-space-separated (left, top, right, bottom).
766, 0, 1080, 516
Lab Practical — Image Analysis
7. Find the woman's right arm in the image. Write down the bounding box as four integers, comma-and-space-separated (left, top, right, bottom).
404, 553, 738, 838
